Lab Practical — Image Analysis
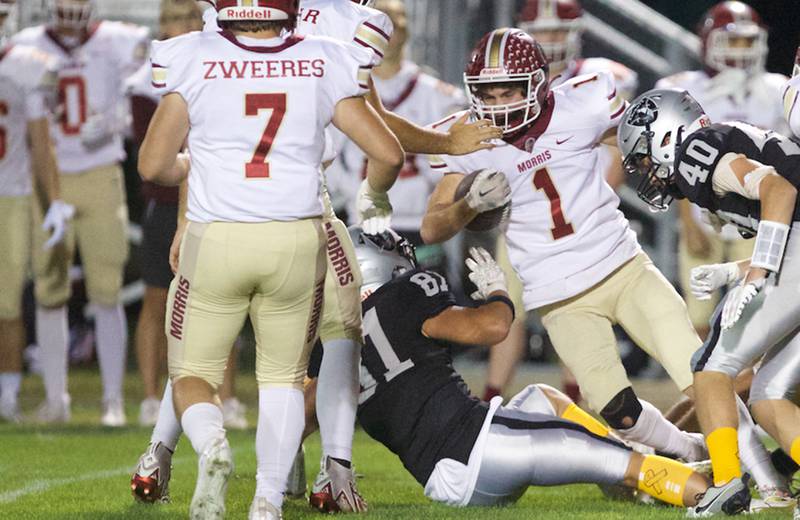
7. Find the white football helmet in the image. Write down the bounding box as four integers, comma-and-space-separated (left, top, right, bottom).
349, 226, 416, 300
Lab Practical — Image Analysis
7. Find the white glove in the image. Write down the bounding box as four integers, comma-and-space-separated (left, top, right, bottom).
689, 262, 741, 300
356, 179, 392, 235
42, 199, 75, 250
464, 169, 511, 213
465, 247, 507, 300
80, 113, 114, 150
721, 278, 765, 330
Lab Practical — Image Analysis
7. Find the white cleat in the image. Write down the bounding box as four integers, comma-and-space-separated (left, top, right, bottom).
248, 496, 282, 520
749, 484, 795, 512
286, 445, 307, 499
309, 456, 367, 513
131, 442, 173, 503
190, 436, 233, 520
138, 397, 161, 427
101, 398, 126, 427
222, 397, 248, 430
687, 475, 751, 517
36, 394, 71, 424
0, 400, 21, 423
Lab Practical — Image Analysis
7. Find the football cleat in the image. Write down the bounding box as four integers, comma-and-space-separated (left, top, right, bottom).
101, 398, 126, 427
286, 445, 307, 499
189, 436, 233, 520
687, 474, 751, 517
138, 397, 161, 427
131, 442, 174, 503
221, 397, 248, 430
309, 456, 367, 513
248, 496, 282, 520
750, 484, 795, 511
35, 394, 71, 424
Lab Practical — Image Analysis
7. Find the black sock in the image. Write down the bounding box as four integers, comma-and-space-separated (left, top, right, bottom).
771, 448, 800, 477
331, 457, 351, 469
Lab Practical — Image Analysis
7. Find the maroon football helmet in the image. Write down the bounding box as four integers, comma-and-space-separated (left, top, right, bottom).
517, 0, 583, 72
216, 0, 298, 24
464, 28, 550, 135
698, 1, 767, 72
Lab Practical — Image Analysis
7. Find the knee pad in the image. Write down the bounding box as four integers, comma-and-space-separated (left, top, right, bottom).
600, 387, 643, 430
505, 385, 556, 416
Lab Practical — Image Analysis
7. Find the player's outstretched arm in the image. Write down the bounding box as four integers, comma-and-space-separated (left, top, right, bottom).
367, 80, 500, 156
422, 293, 513, 346
139, 93, 191, 186
419, 174, 474, 244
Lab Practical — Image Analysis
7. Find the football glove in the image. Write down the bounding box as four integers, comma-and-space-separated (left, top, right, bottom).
464, 169, 511, 213
721, 277, 765, 330
465, 247, 507, 300
356, 179, 392, 235
690, 262, 741, 300
42, 199, 75, 250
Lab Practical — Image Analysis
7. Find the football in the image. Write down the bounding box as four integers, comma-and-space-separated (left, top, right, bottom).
453, 170, 511, 232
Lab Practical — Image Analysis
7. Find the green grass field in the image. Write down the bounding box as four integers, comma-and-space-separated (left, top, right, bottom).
0, 369, 794, 519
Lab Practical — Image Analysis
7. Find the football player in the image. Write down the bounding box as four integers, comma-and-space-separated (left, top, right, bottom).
782, 48, 800, 138
13, 0, 149, 426
656, 1, 788, 341
0, 2, 72, 422
350, 227, 716, 513
138, 1, 403, 518
418, 28, 761, 511
619, 88, 800, 517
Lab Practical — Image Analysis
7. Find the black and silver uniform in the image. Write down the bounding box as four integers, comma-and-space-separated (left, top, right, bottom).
357, 269, 489, 486
674, 122, 800, 235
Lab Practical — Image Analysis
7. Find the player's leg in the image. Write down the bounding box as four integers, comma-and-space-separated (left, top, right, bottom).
73, 164, 130, 426
31, 179, 75, 422
0, 196, 32, 422
220, 344, 247, 430
311, 218, 367, 512
250, 219, 326, 517
505, 384, 610, 438
168, 221, 251, 519
468, 409, 710, 509
678, 226, 724, 340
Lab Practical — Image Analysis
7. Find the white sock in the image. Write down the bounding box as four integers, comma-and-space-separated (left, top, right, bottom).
93, 303, 127, 403
181, 402, 225, 455
35, 305, 69, 405
736, 396, 785, 489
617, 400, 704, 461
255, 387, 305, 508
0, 372, 22, 405
317, 339, 360, 462
150, 380, 183, 451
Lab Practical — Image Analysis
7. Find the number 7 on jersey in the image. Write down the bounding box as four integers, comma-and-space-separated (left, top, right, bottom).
244, 93, 286, 179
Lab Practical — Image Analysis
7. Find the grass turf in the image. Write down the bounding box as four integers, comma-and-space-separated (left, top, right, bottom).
0, 369, 792, 519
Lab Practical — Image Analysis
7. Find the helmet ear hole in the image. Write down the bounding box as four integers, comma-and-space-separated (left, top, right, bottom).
660, 131, 672, 148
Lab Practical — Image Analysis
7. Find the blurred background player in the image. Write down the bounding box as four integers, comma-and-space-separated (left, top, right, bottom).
327, 0, 467, 271
656, 0, 788, 341
13, 0, 149, 426
0, 0, 72, 422
782, 48, 800, 138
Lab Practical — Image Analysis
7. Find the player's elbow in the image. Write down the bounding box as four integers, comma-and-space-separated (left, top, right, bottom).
474, 310, 512, 345
420, 215, 447, 245
137, 153, 162, 182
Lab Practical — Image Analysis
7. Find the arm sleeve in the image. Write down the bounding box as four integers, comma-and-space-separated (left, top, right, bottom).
711, 152, 776, 200
353, 9, 393, 67
24, 89, 48, 121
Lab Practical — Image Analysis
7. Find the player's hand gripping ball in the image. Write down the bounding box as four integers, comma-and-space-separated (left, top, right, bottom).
454, 169, 511, 231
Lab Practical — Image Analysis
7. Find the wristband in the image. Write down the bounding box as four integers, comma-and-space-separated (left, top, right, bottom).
751, 220, 790, 272
484, 294, 515, 322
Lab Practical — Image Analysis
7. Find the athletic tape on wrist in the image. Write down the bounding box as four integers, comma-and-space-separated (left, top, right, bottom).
750, 220, 790, 272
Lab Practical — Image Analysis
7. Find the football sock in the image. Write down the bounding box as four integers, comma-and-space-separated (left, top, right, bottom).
736, 397, 784, 490
36, 305, 69, 406
791, 437, 800, 466
637, 454, 694, 506
771, 448, 800, 477
181, 402, 225, 455
561, 403, 610, 437
0, 372, 21, 405
617, 400, 704, 462
255, 387, 305, 508
150, 380, 183, 451
317, 338, 359, 462
707, 427, 742, 486
94, 303, 127, 403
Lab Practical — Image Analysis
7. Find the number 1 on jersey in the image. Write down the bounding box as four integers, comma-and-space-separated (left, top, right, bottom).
533, 167, 574, 240
244, 93, 286, 179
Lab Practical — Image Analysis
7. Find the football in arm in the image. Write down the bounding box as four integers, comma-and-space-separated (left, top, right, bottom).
453, 170, 511, 232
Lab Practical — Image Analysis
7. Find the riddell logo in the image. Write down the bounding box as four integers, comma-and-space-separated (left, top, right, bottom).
169, 276, 191, 340
222, 7, 279, 20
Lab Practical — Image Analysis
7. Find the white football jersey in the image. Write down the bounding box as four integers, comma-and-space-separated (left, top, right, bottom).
430, 72, 640, 309
125, 60, 159, 104
13, 22, 149, 174
553, 57, 639, 100
150, 31, 372, 223
657, 69, 789, 239
0, 45, 57, 197
327, 60, 466, 230
782, 74, 800, 138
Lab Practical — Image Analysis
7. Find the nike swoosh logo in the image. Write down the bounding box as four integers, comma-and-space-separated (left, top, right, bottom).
556, 136, 574, 145
479, 187, 496, 197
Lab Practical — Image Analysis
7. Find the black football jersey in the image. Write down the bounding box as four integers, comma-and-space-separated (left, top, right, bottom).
674, 122, 800, 234
356, 269, 489, 486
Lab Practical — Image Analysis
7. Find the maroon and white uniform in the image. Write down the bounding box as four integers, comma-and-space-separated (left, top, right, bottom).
552, 57, 638, 100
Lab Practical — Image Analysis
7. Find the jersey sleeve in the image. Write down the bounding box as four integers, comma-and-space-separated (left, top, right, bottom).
783, 75, 800, 138
394, 272, 456, 333
321, 38, 373, 104
427, 111, 471, 174
106, 22, 150, 77
148, 35, 195, 100
564, 70, 626, 144
352, 8, 393, 67
1, 45, 58, 121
